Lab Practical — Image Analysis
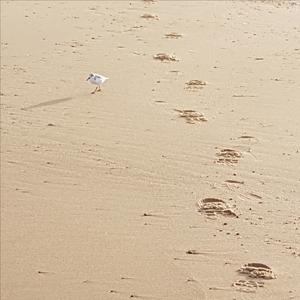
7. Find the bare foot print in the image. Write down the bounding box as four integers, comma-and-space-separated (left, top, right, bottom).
197, 198, 238, 218
238, 263, 276, 279
165, 32, 182, 38
232, 279, 264, 293
215, 148, 242, 164
174, 109, 207, 124
153, 53, 178, 62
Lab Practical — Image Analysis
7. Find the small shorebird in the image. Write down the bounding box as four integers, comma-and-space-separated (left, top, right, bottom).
86, 73, 109, 94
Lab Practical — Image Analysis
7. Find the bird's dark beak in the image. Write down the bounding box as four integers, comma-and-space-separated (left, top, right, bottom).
86, 77, 90, 81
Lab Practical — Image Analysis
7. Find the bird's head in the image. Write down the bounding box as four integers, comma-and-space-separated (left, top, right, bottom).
86, 73, 93, 81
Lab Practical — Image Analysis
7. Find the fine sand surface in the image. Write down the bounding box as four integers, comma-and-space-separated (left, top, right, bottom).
1, 1, 300, 299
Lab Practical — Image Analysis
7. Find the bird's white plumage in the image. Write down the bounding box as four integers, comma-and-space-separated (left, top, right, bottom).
87, 73, 109, 86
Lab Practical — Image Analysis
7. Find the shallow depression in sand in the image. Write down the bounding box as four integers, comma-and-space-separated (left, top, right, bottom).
197, 198, 238, 218
238, 263, 276, 280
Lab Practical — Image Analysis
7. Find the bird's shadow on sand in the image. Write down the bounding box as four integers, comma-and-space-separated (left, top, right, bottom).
22, 96, 75, 110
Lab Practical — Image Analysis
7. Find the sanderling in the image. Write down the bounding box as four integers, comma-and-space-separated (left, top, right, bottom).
86, 73, 109, 94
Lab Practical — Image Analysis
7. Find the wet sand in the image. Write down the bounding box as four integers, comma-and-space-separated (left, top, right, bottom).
1, 1, 300, 299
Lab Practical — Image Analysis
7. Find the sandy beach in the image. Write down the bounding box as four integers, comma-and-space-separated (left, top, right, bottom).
1, 1, 300, 299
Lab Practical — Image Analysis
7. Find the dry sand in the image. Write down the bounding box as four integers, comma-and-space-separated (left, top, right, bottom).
1, 1, 300, 299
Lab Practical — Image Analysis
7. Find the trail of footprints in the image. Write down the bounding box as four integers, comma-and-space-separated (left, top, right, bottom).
6, 1, 281, 299
143, 1, 274, 296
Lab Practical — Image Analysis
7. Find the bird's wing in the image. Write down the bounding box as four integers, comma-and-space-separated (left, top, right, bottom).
94, 74, 109, 80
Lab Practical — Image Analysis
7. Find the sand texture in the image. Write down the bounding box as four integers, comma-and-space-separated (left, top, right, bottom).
1, 1, 300, 299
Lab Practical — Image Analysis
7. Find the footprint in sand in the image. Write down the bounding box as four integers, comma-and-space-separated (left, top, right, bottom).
185, 80, 207, 91
153, 53, 178, 62
174, 109, 207, 124
232, 279, 264, 293
165, 32, 182, 39
215, 148, 242, 164
197, 198, 238, 218
238, 263, 276, 280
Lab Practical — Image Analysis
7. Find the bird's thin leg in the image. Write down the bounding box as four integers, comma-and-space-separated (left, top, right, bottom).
97, 86, 102, 92
91, 86, 97, 94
